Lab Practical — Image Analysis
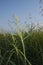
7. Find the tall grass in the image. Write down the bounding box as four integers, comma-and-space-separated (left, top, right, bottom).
0, 24, 43, 65
0, 12, 43, 65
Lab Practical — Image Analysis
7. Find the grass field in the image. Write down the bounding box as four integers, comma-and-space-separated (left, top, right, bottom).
0, 25, 43, 65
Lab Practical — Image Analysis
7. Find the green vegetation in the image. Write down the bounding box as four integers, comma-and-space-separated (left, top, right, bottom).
0, 25, 43, 65
0, 0, 43, 65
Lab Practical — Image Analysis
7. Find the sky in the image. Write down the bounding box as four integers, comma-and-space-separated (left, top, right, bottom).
0, 0, 43, 32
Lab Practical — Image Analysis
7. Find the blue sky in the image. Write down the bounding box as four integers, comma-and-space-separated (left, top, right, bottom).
0, 0, 43, 31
